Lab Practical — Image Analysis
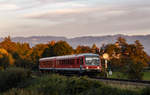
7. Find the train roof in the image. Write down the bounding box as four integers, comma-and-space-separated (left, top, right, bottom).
39, 53, 99, 61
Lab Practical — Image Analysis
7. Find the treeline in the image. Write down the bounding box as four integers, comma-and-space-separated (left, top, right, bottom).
0, 36, 100, 70
0, 36, 150, 74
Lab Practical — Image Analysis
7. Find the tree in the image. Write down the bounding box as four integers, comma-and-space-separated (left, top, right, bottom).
42, 41, 73, 57
53, 41, 73, 56
122, 59, 144, 80
32, 43, 48, 63
42, 42, 55, 57
0, 36, 18, 55
75, 45, 92, 54
91, 44, 100, 54
117, 37, 127, 46
14, 43, 33, 68
31, 43, 49, 70
101, 37, 149, 79
0, 48, 14, 70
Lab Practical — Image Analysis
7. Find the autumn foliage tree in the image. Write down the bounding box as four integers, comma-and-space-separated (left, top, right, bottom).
42, 41, 55, 57
0, 48, 14, 70
101, 37, 150, 80
0, 36, 18, 55
0, 37, 33, 69
53, 41, 73, 56
14, 43, 33, 68
91, 44, 100, 54
75, 45, 92, 54
42, 40, 73, 57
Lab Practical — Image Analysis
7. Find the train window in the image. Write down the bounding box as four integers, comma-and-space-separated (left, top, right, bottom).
71, 59, 74, 64
70, 59, 72, 64
65, 60, 67, 64
68, 59, 69, 64
77, 59, 80, 64
68, 59, 70, 64
80, 58, 83, 65
61, 60, 62, 64
60, 60, 61, 65
63, 60, 65, 64
58, 60, 60, 65
73, 59, 75, 64
67, 59, 69, 64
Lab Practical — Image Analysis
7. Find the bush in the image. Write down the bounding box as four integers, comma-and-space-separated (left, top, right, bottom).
0, 67, 31, 92
141, 87, 150, 95
66, 76, 102, 95
27, 75, 102, 95
1, 74, 141, 95
2, 88, 43, 95
28, 74, 68, 95
121, 59, 144, 80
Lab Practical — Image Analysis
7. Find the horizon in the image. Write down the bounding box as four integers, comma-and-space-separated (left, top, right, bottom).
0, 0, 150, 37
0, 33, 150, 39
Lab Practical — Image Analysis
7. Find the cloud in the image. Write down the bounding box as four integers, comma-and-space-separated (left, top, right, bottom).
20, 1, 150, 37
23, 7, 96, 18
1, 0, 150, 37
0, 3, 18, 11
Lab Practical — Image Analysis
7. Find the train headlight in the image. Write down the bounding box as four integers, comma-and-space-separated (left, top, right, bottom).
97, 67, 100, 69
86, 67, 89, 69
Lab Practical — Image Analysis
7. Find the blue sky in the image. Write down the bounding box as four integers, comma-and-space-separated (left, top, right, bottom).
0, 0, 150, 38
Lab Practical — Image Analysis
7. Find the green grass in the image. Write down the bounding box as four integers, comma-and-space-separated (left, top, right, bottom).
108, 72, 126, 79
108, 71, 150, 81
143, 71, 150, 80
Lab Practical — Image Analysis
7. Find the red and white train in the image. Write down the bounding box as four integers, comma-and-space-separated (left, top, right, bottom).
39, 53, 102, 75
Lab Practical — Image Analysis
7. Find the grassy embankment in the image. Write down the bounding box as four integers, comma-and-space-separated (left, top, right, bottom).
0, 67, 150, 95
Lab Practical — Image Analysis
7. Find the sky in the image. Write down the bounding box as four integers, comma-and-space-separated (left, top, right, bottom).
0, 0, 150, 38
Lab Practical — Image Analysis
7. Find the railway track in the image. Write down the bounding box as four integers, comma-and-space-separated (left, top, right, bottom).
89, 76, 150, 87
32, 71, 150, 87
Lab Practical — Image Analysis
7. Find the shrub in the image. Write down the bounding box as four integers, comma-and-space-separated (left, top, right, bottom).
141, 87, 150, 95
27, 75, 102, 95
0, 67, 31, 92
28, 74, 68, 95
2, 88, 43, 95
0, 74, 140, 95
66, 76, 102, 95
121, 59, 144, 80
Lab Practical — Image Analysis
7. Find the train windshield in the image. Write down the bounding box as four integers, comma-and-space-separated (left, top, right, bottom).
85, 56, 100, 66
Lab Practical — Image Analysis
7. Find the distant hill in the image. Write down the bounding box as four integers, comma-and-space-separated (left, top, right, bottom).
0, 34, 150, 55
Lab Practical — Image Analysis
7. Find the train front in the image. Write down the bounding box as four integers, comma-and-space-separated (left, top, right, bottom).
82, 54, 102, 75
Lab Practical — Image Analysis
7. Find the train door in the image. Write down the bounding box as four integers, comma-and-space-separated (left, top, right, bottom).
79, 56, 84, 74
52, 58, 56, 72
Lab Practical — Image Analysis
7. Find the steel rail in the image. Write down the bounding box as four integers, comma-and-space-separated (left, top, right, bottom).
89, 76, 150, 86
